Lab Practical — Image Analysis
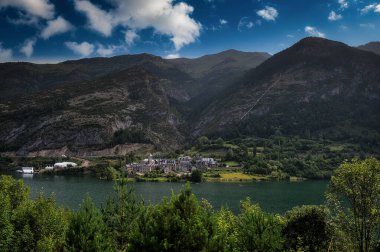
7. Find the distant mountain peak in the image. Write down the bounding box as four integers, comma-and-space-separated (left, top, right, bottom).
290, 37, 350, 53
358, 41, 380, 55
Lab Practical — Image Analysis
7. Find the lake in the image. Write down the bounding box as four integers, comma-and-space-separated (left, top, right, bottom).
3, 172, 329, 213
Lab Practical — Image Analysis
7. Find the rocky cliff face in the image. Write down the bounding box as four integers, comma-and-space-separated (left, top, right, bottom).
0, 50, 269, 155
0, 68, 186, 154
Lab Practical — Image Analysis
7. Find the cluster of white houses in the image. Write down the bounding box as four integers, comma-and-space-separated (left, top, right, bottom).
45, 162, 78, 170
126, 154, 218, 174
18, 162, 78, 174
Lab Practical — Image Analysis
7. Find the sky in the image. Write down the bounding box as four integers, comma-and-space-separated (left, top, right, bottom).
0, 0, 379, 63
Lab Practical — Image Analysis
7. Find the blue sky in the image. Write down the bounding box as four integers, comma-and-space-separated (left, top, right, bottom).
0, 0, 379, 63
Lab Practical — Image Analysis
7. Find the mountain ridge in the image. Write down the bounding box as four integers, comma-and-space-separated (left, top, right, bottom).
1, 37, 380, 155
0, 48, 270, 154
194, 37, 380, 142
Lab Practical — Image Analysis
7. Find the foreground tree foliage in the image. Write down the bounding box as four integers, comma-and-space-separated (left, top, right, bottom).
1, 157, 380, 251
65, 196, 114, 252
0, 175, 70, 252
236, 199, 284, 251
13, 194, 69, 251
102, 178, 142, 251
327, 158, 380, 252
128, 183, 217, 251
283, 205, 332, 252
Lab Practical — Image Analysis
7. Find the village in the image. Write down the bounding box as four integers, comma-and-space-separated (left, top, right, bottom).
16, 154, 219, 177
125, 154, 218, 175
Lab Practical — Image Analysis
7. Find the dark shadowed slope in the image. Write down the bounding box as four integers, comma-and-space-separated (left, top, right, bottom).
171, 49, 271, 78
195, 37, 380, 144
171, 50, 271, 119
0, 54, 188, 98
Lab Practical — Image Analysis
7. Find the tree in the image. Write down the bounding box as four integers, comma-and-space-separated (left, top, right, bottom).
0, 176, 68, 251
236, 198, 284, 252
0, 176, 69, 252
212, 207, 238, 251
215, 137, 224, 146
197, 136, 209, 149
129, 183, 215, 251
327, 158, 380, 252
65, 196, 114, 252
225, 149, 235, 161
0, 175, 29, 209
0, 192, 14, 252
283, 205, 332, 252
125, 152, 137, 164
190, 169, 203, 182
102, 178, 142, 251
12, 194, 70, 251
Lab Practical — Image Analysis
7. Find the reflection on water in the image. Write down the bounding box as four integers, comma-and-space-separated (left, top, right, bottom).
20, 174, 34, 179
2, 172, 329, 214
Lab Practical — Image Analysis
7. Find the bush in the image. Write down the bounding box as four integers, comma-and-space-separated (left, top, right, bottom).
283, 205, 332, 252
189, 169, 203, 182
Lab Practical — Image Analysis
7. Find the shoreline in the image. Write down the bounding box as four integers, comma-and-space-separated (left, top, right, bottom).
1, 169, 313, 183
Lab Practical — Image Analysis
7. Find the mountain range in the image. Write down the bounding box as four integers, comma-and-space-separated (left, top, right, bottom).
1, 37, 380, 156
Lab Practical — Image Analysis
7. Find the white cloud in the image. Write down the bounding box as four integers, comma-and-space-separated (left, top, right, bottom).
328, 11, 342, 21
338, 0, 348, 9
74, 0, 113, 36
125, 30, 139, 46
96, 46, 115, 57
65, 41, 94, 57
304, 26, 326, 38
287, 34, 294, 38
360, 23, 376, 29
339, 25, 349, 31
73, 0, 201, 51
0, 44, 13, 63
256, 6, 278, 21
96, 44, 125, 57
20, 38, 36, 57
41, 16, 73, 39
220, 19, 228, 25
165, 53, 180, 59
0, 0, 54, 20
7, 12, 39, 26
361, 3, 380, 14
238, 17, 255, 31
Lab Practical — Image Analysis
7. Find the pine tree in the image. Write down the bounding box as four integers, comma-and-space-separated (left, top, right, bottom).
65, 196, 114, 252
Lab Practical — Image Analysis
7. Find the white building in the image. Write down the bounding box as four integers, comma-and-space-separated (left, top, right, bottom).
21, 167, 34, 174
178, 156, 192, 172
54, 162, 78, 169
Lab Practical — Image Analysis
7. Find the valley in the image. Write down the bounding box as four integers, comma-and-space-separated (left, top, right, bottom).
1, 37, 380, 180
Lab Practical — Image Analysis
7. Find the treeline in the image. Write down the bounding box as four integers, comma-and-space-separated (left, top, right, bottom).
194, 135, 379, 179
1, 158, 380, 251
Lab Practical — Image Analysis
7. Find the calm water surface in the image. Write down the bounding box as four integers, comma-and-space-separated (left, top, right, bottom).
3, 172, 329, 213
